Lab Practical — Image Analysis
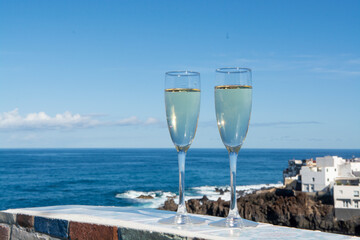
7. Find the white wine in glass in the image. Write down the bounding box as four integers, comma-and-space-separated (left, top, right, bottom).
210, 67, 256, 228
159, 71, 205, 225
165, 88, 200, 150
215, 85, 252, 151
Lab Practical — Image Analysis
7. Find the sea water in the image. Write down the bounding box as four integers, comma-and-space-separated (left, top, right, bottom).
0, 148, 359, 210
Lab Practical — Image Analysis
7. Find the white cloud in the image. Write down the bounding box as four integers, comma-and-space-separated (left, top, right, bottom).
144, 117, 161, 125
115, 116, 142, 126
0, 109, 161, 130
0, 108, 99, 130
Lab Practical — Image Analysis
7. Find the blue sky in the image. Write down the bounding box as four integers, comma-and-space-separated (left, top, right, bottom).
0, 0, 359, 149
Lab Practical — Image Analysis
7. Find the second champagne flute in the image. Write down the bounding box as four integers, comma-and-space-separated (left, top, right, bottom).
159, 71, 205, 225
209, 67, 254, 228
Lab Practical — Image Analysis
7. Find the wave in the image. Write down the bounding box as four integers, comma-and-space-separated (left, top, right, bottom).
190, 182, 283, 201
115, 182, 282, 208
115, 190, 176, 208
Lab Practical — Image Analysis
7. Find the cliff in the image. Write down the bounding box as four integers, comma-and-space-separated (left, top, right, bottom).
159, 188, 360, 236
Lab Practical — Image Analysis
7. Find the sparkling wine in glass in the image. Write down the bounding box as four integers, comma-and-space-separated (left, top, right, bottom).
159, 71, 205, 225
210, 67, 254, 228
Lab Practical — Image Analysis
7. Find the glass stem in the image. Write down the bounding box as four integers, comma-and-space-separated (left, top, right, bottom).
177, 150, 187, 215
228, 151, 240, 219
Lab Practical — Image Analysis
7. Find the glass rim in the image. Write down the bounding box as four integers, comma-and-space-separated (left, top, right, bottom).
216, 67, 251, 74
166, 71, 200, 77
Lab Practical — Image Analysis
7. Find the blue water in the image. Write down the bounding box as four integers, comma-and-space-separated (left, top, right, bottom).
0, 148, 359, 210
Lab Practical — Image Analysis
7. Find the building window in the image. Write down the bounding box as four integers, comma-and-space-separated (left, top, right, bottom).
343, 200, 350, 208
327, 168, 328, 172
354, 191, 359, 197
311, 184, 314, 192
305, 184, 309, 192
312, 177, 315, 182
327, 178, 329, 182
355, 201, 359, 208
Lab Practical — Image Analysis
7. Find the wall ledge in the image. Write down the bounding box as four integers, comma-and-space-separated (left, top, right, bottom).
0, 205, 356, 240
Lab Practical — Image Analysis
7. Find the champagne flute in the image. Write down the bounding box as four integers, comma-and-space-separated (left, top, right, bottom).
209, 67, 253, 228
159, 71, 205, 225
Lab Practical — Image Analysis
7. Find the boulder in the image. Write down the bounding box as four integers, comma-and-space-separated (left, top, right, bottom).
137, 195, 154, 199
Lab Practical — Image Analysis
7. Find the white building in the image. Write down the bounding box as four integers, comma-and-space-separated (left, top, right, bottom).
333, 177, 360, 220
300, 156, 345, 193
284, 155, 360, 220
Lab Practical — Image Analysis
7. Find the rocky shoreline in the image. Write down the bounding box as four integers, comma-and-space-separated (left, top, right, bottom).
159, 188, 360, 236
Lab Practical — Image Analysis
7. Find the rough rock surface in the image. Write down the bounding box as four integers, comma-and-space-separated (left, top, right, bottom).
137, 195, 154, 199
159, 188, 360, 236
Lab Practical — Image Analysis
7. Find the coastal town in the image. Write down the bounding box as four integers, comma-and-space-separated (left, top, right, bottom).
159, 154, 360, 235
283, 155, 360, 220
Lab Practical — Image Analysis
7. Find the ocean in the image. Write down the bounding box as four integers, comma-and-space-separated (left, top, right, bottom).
0, 148, 359, 211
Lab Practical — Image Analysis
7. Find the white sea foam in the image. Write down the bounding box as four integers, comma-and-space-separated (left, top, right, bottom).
190, 182, 283, 202
115, 182, 283, 208
115, 190, 176, 208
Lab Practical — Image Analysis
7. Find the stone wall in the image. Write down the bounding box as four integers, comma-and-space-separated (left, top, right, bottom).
1, 205, 356, 240
335, 208, 360, 221
0, 211, 186, 240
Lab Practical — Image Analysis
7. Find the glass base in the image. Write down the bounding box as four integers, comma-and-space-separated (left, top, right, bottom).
158, 214, 206, 225
209, 217, 258, 228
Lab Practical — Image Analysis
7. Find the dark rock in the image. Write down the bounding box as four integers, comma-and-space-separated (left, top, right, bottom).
275, 188, 295, 197
159, 188, 360, 236
237, 190, 248, 197
200, 195, 208, 202
215, 188, 229, 195
137, 195, 154, 199
159, 199, 177, 212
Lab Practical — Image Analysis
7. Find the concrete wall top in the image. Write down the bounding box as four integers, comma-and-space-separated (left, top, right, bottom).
0, 205, 358, 240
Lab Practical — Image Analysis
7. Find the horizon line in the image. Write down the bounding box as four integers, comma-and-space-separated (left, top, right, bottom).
0, 147, 359, 150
